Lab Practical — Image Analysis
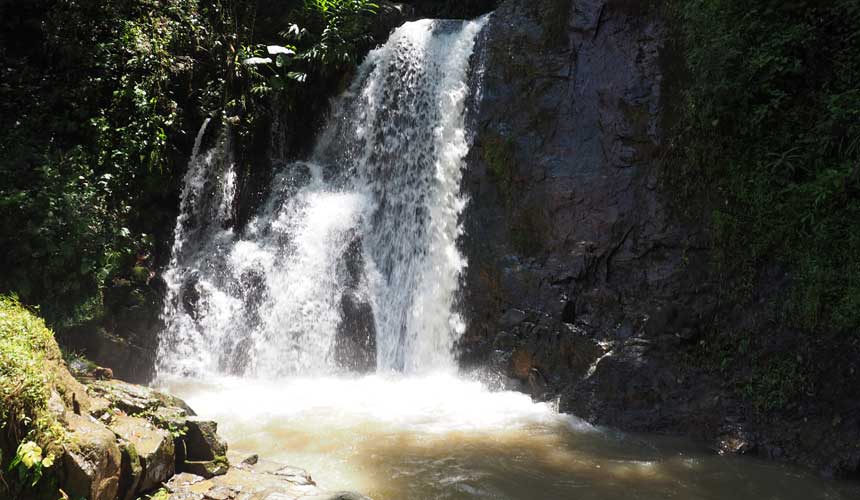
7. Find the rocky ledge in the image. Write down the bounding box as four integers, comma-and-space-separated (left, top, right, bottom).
166, 456, 369, 500
55, 365, 370, 500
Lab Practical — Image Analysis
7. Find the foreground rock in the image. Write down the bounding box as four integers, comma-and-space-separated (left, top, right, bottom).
52, 374, 372, 500
165, 455, 372, 500
51, 376, 212, 499
109, 415, 175, 495
62, 412, 123, 500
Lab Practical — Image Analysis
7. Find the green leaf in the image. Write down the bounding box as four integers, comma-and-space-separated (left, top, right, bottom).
267, 45, 295, 56
287, 72, 308, 83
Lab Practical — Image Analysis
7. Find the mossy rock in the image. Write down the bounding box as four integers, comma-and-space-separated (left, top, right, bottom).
0, 296, 91, 454
110, 415, 175, 494
63, 412, 122, 500
481, 133, 517, 200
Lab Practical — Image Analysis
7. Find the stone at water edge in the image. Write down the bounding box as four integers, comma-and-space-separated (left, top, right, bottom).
117, 440, 143, 500
183, 418, 228, 460
182, 458, 230, 479
109, 414, 176, 493
62, 413, 122, 500
303, 493, 374, 500
271, 465, 316, 486
86, 378, 196, 416
165, 457, 373, 500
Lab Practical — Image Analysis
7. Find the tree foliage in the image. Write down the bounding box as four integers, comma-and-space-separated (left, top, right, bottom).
0, 0, 212, 325
671, 0, 860, 333
0, 0, 381, 327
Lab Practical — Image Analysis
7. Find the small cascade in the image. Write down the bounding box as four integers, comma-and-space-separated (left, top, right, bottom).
157, 17, 488, 378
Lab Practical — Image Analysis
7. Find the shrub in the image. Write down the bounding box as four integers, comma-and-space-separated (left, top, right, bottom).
0, 297, 64, 445
670, 0, 860, 333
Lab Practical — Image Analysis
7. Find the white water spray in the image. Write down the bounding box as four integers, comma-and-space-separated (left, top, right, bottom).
157, 18, 488, 378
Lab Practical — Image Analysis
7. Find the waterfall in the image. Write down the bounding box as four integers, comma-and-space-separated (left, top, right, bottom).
156, 17, 488, 378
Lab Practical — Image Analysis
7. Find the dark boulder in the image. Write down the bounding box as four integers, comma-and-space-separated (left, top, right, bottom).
183, 419, 228, 462
334, 233, 377, 373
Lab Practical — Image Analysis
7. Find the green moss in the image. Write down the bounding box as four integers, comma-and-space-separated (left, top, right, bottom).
541, 0, 573, 48
481, 133, 517, 199
667, 0, 860, 333
0, 295, 67, 500
146, 488, 170, 500
743, 355, 811, 413
510, 206, 550, 257
0, 296, 63, 443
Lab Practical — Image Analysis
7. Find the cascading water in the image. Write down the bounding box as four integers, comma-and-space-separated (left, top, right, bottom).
157, 18, 487, 378
154, 16, 860, 500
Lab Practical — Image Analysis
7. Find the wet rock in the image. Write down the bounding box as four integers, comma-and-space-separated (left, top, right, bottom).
492, 331, 517, 351
527, 367, 549, 400
61, 413, 122, 500
459, 0, 714, 450
370, 1, 415, 40
500, 308, 527, 328
182, 459, 230, 479
718, 432, 753, 455
117, 440, 143, 500
87, 379, 195, 417
714, 419, 756, 456
510, 348, 533, 379
110, 415, 176, 493
335, 291, 377, 373
183, 419, 228, 461
304, 493, 373, 500
560, 301, 577, 324
270, 465, 315, 486
166, 456, 368, 500
241, 454, 260, 466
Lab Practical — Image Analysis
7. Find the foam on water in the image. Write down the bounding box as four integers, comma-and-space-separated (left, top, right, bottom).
165, 374, 592, 435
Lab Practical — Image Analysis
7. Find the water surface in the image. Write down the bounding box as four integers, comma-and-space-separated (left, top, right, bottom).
164, 375, 860, 500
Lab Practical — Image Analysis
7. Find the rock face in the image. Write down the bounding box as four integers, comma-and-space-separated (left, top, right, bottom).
462, 0, 691, 417
183, 419, 228, 461
459, 0, 860, 477
58, 322, 158, 384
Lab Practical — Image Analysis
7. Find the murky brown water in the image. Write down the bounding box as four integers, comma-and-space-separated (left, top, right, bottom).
162, 374, 860, 500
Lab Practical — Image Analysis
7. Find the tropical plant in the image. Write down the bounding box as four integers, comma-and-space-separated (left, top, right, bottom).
299, 0, 379, 70
7, 441, 54, 488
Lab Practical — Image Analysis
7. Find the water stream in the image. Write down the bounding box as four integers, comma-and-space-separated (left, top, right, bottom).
155, 17, 860, 500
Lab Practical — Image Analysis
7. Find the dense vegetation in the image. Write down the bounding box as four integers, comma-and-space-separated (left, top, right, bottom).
0, 296, 65, 497
673, 0, 860, 332
0, 0, 215, 326
0, 0, 380, 330
670, 0, 860, 409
